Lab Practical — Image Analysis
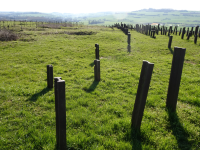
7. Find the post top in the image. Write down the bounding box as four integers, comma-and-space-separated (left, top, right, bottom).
143, 60, 154, 65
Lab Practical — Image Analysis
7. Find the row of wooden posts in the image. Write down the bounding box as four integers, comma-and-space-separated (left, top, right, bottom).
114, 23, 132, 52
46, 43, 185, 149
114, 22, 199, 49
133, 23, 199, 44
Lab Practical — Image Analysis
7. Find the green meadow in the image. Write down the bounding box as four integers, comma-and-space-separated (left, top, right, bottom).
0, 23, 199, 149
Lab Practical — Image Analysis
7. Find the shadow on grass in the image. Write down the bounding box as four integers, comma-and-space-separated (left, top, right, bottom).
168, 48, 174, 54
167, 108, 191, 150
27, 87, 51, 102
124, 127, 157, 149
89, 62, 94, 67
83, 80, 99, 93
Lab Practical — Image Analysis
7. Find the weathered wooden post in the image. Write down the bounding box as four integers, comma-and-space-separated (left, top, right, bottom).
54, 77, 66, 150
47, 65, 53, 88
168, 36, 173, 49
94, 59, 100, 81
131, 60, 154, 129
95, 44, 99, 60
166, 47, 186, 111
194, 35, 198, 44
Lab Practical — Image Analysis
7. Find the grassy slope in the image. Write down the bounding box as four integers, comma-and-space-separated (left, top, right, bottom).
0, 25, 199, 149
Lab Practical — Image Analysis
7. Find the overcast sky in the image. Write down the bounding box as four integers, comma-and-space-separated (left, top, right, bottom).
1, 0, 200, 14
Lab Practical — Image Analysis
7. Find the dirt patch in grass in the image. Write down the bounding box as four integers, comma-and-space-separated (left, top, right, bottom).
41, 31, 97, 35
69, 31, 97, 35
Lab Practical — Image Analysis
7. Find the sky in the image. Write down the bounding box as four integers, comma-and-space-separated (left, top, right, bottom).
1, 0, 200, 14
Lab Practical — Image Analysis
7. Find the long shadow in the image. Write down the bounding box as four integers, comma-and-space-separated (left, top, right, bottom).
27, 87, 51, 102
169, 48, 174, 54
166, 108, 192, 150
83, 80, 99, 93
123, 127, 157, 149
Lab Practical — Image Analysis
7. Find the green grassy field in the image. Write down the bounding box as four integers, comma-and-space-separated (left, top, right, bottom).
0, 24, 200, 149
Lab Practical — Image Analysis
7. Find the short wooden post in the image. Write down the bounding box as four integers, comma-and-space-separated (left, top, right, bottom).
166, 47, 186, 111
168, 36, 173, 49
94, 59, 100, 81
131, 60, 154, 129
95, 44, 99, 60
54, 77, 66, 150
47, 65, 53, 88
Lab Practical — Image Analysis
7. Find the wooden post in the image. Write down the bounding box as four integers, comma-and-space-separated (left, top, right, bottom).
131, 60, 154, 129
94, 59, 100, 81
168, 36, 173, 49
54, 77, 66, 150
47, 65, 53, 88
166, 47, 186, 111
95, 44, 99, 60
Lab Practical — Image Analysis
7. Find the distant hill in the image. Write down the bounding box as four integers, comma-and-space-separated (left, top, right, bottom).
0, 9, 200, 27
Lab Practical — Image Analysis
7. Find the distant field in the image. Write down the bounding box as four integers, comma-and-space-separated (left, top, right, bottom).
0, 23, 199, 149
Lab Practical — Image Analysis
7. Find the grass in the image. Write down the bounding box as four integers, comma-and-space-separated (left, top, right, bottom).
0, 23, 199, 149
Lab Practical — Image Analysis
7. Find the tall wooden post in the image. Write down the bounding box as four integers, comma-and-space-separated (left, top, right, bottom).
166, 47, 186, 111
54, 77, 66, 150
131, 61, 154, 129
47, 65, 53, 88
